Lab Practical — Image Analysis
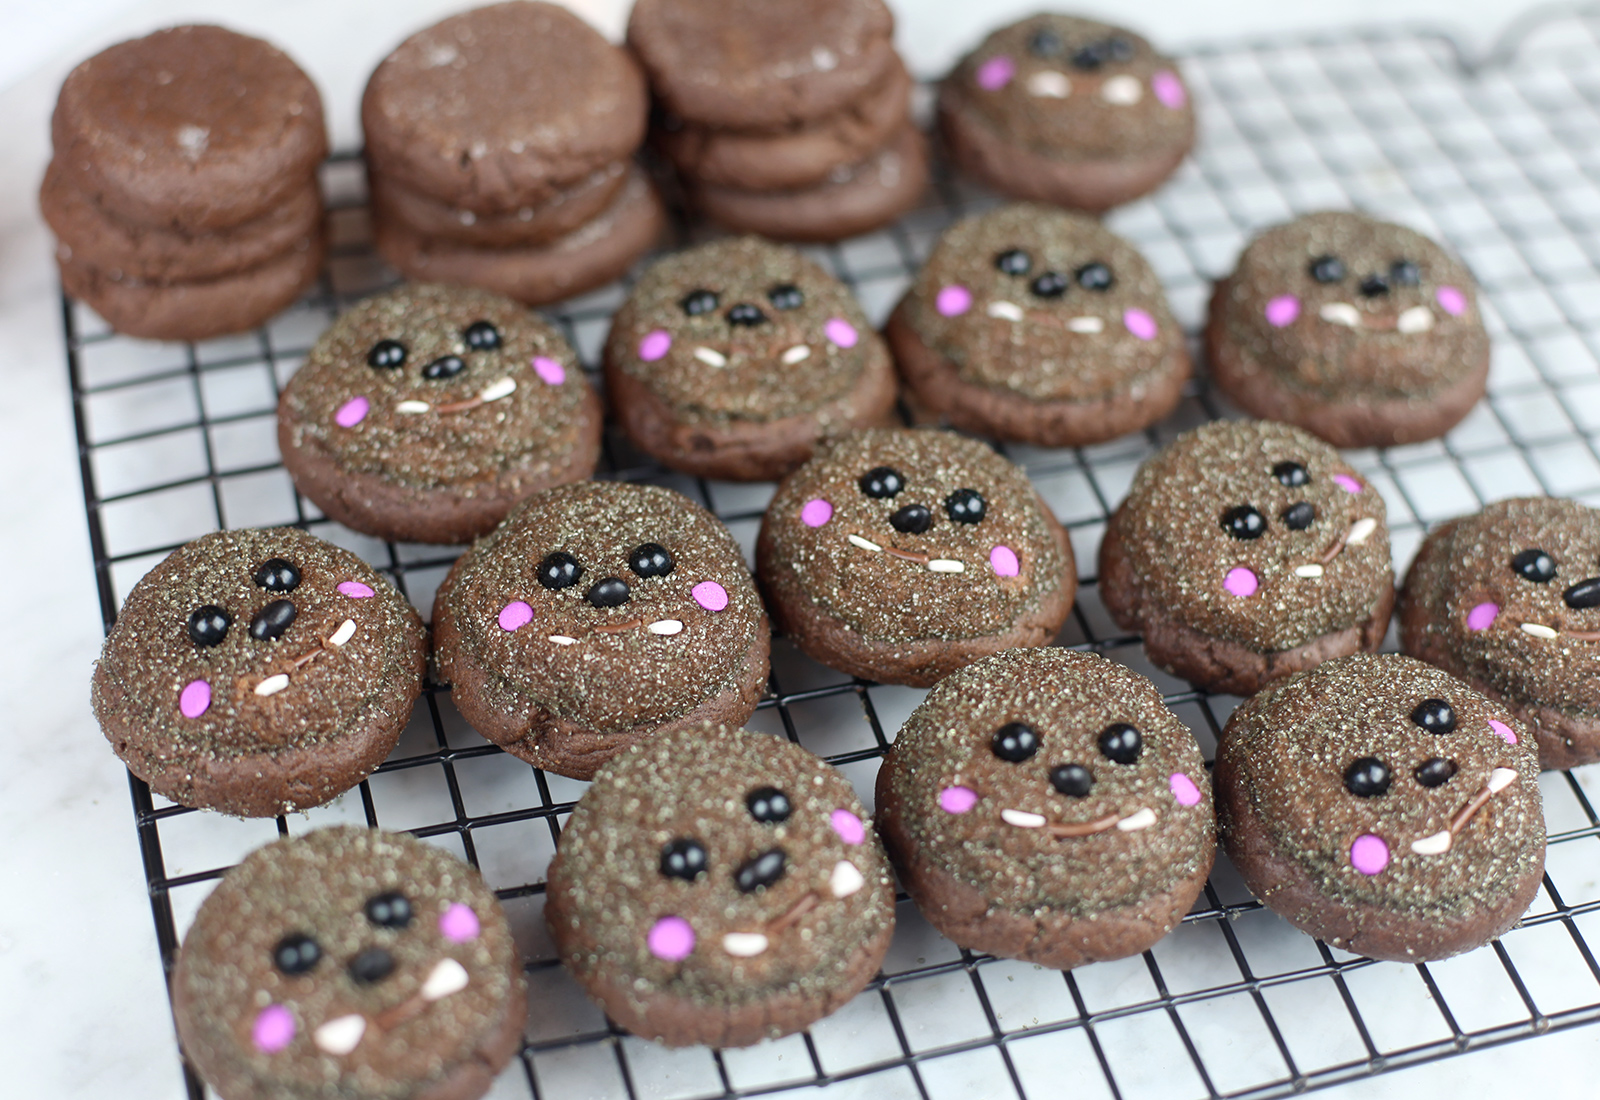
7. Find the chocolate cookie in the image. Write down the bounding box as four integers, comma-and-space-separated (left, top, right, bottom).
545, 724, 895, 1047
756, 428, 1075, 686
940, 14, 1194, 213
1400, 497, 1600, 770
1099, 420, 1394, 696
368, 162, 626, 249
52, 25, 327, 232
278, 283, 601, 545
432, 482, 770, 779
603, 236, 898, 481
1215, 653, 1543, 961
886, 202, 1189, 446
1207, 211, 1490, 448
877, 648, 1214, 969
172, 826, 526, 1100
91, 528, 426, 817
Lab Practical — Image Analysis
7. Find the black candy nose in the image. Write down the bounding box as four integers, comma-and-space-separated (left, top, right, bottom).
726, 303, 767, 326
348, 947, 395, 985
890, 503, 933, 535
734, 848, 787, 893
249, 599, 296, 641
1359, 274, 1390, 297
1564, 577, 1600, 610
423, 355, 466, 380
586, 577, 630, 608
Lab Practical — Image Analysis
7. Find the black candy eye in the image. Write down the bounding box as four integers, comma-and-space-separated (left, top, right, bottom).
464, 320, 501, 350
859, 466, 904, 499
1415, 757, 1458, 787
1281, 502, 1315, 531
660, 838, 708, 880
1075, 262, 1113, 292
1411, 698, 1457, 734
1565, 578, 1600, 610
768, 284, 804, 311
726, 303, 767, 326
249, 599, 296, 642
1027, 27, 1062, 57
1309, 255, 1346, 284
1105, 37, 1134, 61
1050, 764, 1094, 797
1030, 271, 1069, 298
1098, 723, 1142, 764
1344, 757, 1391, 797
537, 551, 583, 590
368, 339, 406, 369
735, 849, 787, 893
187, 605, 231, 647
254, 558, 300, 593
1511, 548, 1556, 583
629, 543, 674, 578
1390, 260, 1421, 287
1221, 505, 1267, 540
423, 355, 465, 380
995, 248, 1031, 276
746, 787, 792, 823
1359, 274, 1390, 297
681, 289, 719, 316
273, 933, 321, 975
364, 891, 413, 929
890, 503, 932, 534
585, 577, 630, 608
1273, 461, 1310, 487
991, 722, 1040, 762
945, 489, 987, 525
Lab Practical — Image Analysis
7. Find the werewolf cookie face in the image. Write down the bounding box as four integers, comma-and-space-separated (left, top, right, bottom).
545, 725, 895, 1048
173, 827, 524, 1100
91, 527, 425, 816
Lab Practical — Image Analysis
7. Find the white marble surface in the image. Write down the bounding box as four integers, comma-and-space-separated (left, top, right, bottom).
3, 1, 1599, 1098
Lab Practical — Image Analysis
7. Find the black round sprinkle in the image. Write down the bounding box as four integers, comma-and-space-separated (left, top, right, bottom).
537, 551, 583, 591
1075, 262, 1114, 292
859, 466, 905, 499
1050, 764, 1094, 798
1415, 757, 1458, 788
1027, 27, 1062, 57
1564, 577, 1600, 610
681, 289, 719, 316
1281, 501, 1315, 531
1344, 757, 1391, 797
249, 599, 296, 642
1273, 461, 1310, 488
1222, 504, 1267, 540
1359, 274, 1390, 297
187, 605, 231, 647
1030, 271, 1069, 298
890, 503, 932, 534
991, 722, 1040, 763
768, 284, 804, 311
253, 558, 300, 593
422, 354, 465, 381
1511, 548, 1556, 584
726, 303, 767, 327
628, 543, 675, 578
1390, 260, 1422, 287
995, 248, 1032, 276
464, 320, 501, 350
272, 933, 321, 975
367, 339, 406, 369
364, 892, 412, 929
585, 577, 630, 608
1071, 43, 1106, 70
945, 489, 987, 525
1098, 723, 1143, 764
735, 849, 787, 893
1309, 255, 1346, 284
660, 838, 708, 881
1411, 698, 1458, 735
746, 787, 793, 823
348, 947, 395, 985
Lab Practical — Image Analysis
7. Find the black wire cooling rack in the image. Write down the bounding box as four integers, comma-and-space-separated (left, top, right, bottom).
63, 11, 1600, 1100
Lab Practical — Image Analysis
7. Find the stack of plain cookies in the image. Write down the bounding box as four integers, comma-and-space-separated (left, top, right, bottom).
364, 1, 664, 305
42, 25, 327, 342
629, 0, 928, 241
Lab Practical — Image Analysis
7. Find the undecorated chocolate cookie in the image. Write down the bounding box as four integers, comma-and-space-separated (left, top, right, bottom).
887, 202, 1189, 446
1099, 420, 1394, 696
877, 648, 1214, 968
1215, 653, 1543, 961
940, 14, 1194, 212
432, 482, 770, 779
91, 528, 425, 817
1207, 211, 1489, 448
603, 236, 897, 481
1400, 497, 1600, 770
757, 428, 1075, 686
278, 283, 601, 545
172, 826, 526, 1100
545, 724, 895, 1047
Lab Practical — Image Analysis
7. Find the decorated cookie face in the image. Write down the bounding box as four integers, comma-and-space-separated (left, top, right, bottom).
1220, 211, 1486, 397
906, 203, 1181, 400
1118, 420, 1392, 652
173, 828, 523, 1099
957, 14, 1192, 158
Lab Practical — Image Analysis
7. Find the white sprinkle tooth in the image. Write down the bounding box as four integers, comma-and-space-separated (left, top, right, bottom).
548, 634, 578, 646
927, 559, 966, 573
1027, 70, 1072, 98
847, 534, 882, 552
986, 300, 1025, 322
1066, 316, 1105, 334
328, 619, 356, 647
830, 860, 865, 898
396, 400, 431, 414
647, 619, 684, 636
693, 346, 728, 367
1101, 74, 1144, 105
1397, 306, 1435, 334
313, 1014, 366, 1055
1295, 564, 1325, 578
1117, 807, 1158, 832
480, 377, 517, 402
1001, 808, 1047, 828
1488, 767, 1518, 794
781, 344, 812, 364
1319, 302, 1362, 327
255, 674, 291, 697
1520, 622, 1559, 639
421, 958, 470, 1001
1411, 831, 1453, 855
722, 932, 769, 957
1346, 517, 1378, 545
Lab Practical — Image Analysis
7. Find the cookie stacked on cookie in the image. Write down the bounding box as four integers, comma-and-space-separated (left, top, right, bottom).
364, 1, 664, 304
43, 25, 327, 342
629, 0, 928, 241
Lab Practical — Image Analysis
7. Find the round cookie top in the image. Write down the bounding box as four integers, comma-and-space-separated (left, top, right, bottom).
761, 429, 1070, 641
438, 482, 765, 733
627, 0, 896, 129
607, 236, 879, 424
886, 648, 1212, 914
1217, 211, 1486, 400
549, 725, 894, 1011
902, 203, 1182, 401
280, 283, 591, 492
173, 827, 521, 1100
52, 25, 327, 228
1221, 654, 1541, 918
947, 14, 1192, 161
362, 1, 647, 209
1117, 420, 1392, 652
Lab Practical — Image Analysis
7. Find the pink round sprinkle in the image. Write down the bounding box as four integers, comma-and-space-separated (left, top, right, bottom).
439, 902, 481, 943
179, 679, 211, 719
337, 581, 375, 599
975, 55, 1016, 90
990, 545, 1020, 577
1436, 285, 1467, 317
1264, 295, 1301, 328
824, 317, 859, 348
1467, 602, 1500, 632
647, 915, 695, 961
830, 809, 866, 845
1489, 719, 1518, 745
1169, 773, 1202, 807
939, 786, 978, 814
498, 600, 533, 631
334, 396, 369, 428
1224, 566, 1259, 598
936, 285, 973, 317
1123, 308, 1158, 341
638, 329, 672, 361
532, 356, 566, 385
1332, 474, 1363, 494
692, 581, 728, 612
1350, 834, 1390, 876
252, 1005, 295, 1053
1152, 70, 1187, 109
801, 498, 834, 527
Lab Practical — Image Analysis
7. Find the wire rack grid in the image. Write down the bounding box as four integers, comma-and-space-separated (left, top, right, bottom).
62, 11, 1600, 1100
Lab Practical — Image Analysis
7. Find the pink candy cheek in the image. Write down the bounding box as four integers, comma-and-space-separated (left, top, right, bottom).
179, 679, 211, 719
1490, 719, 1517, 744
638, 330, 672, 361
975, 55, 1015, 90
1264, 295, 1301, 328
1224, 566, 1258, 598
1467, 601, 1499, 632
1123, 308, 1158, 341
936, 285, 973, 317
1436, 285, 1467, 316
1169, 773, 1202, 807
647, 916, 695, 961
939, 786, 978, 814
1333, 474, 1363, 494
532, 356, 566, 385
334, 396, 369, 428
825, 318, 859, 348
252, 1005, 295, 1053
692, 581, 729, 612
990, 545, 1020, 577
337, 581, 375, 599
1350, 834, 1390, 876
498, 600, 533, 631
439, 903, 481, 943
801, 498, 834, 527
831, 809, 866, 845
1152, 70, 1187, 109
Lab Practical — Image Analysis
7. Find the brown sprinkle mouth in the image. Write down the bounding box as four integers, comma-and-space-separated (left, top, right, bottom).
1409, 767, 1518, 855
